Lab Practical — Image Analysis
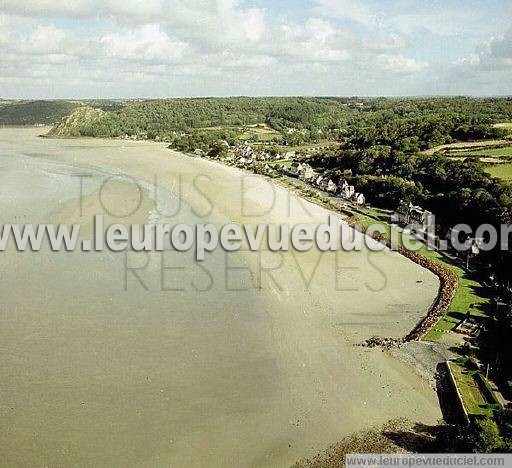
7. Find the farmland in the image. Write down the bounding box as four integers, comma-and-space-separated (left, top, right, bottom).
486, 163, 512, 180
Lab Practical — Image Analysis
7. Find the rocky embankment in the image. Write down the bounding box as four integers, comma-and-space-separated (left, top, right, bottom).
349, 221, 458, 342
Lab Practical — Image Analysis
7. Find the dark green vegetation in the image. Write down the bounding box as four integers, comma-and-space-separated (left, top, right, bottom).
0, 99, 125, 126
9, 96, 511, 147
0, 100, 80, 125
45, 97, 355, 145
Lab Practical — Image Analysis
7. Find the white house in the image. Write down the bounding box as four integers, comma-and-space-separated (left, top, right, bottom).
298, 163, 315, 182
353, 193, 366, 205
327, 179, 338, 193
340, 180, 355, 199
394, 200, 434, 233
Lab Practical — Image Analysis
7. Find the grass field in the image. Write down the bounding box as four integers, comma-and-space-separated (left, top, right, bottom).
197, 123, 282, 143
424, 140, 509, 156
485, 162, 512, 180
422, 253, 488, 341
241, 124, 282, 142
494, 122, 512, 134
455, 146, 512, 158
449, 360, 494, 417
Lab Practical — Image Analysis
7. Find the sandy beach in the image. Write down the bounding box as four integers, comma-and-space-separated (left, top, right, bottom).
0, 127, 442, 467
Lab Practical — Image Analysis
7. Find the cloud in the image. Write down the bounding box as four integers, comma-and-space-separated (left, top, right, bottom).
490, 28, 512, 59
313, 0, 377, 25
455, 27, 512, 71
100, 24, 189, 63
0, 1, 437, 97
377, 54, 428, 75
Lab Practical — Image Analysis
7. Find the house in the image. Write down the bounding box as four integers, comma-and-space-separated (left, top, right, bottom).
394, 200, 434, 233
315, 175, 329, 189
395, 200, 410, 224
353, 193, 366, 205
327, 179, 338, 193
340, 180, 355, 199
298, 163, 315, 182
285, 161, 301, 177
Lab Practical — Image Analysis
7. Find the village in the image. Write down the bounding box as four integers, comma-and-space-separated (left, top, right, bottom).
188, 141, 493, 264
192, 143, 367, 206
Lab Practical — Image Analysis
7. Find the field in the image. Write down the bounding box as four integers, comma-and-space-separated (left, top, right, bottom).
198, 123, 282, 143
453, 146, 512, 158
240, 124, 282, 142
485, 163, 512, 180
448, 361, 494, 417
494, 122, 512, 134
424, 140, 509, 156
426, 137, 512, 181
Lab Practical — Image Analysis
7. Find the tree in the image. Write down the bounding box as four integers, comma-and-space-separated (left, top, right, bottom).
208, 140, 228, 159
466, 418, 505, 453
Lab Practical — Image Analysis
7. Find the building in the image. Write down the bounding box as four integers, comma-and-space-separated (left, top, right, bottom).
394, 200, 434, 233
353, 193, 366, 205
297, 163, 315, 182
285, 161, 301, 177
327, 179, 338, 193
340, 180, 355, 199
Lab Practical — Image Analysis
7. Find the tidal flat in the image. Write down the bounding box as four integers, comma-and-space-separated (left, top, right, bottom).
0, 127, 441, 467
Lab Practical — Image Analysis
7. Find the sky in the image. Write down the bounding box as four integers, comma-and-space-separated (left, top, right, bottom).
0, 0, 511, 98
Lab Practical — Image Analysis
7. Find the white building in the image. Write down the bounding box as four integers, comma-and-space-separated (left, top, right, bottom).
353, 193, 366, 205
340, 180, 355, 199
327, 179, 338, 193
395, 200, 434, 233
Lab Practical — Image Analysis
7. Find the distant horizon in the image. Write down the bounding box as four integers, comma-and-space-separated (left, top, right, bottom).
2, 94, 512, 101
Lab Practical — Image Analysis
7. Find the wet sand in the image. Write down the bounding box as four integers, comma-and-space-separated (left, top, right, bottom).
0, 127, 441, 467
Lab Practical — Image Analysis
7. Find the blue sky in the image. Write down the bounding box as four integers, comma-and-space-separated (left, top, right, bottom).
0, 0, 511, 98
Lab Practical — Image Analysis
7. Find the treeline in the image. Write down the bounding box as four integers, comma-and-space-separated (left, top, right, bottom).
310, 137, 512, 280
0, 99, 127, 126
40, 96, 512, 150
69, 97, 356, 142
0, 100, 80, 125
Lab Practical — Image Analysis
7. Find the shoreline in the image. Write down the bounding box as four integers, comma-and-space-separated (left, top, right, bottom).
41, 130, 453, 364
180, 150, 457, 344
19, 129, 443, 464
41, 130, 452, 369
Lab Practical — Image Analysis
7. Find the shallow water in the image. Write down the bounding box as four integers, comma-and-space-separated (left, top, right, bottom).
0, 127, 441, 467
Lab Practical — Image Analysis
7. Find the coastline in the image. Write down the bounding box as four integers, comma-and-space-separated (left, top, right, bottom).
42, 130, 451, 370
40, 130, 451, 380
6, 128, 443, 466
179, 150, 457, 344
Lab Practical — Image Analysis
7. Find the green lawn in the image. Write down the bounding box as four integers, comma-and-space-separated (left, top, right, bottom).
485, 162, 512, 181
494, 122, 512, 134
241, 125, 282, 142
197, 123, 282, 143
459, 146, 512, 158
422, 251, 488, 341
449, 361, 494, 417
